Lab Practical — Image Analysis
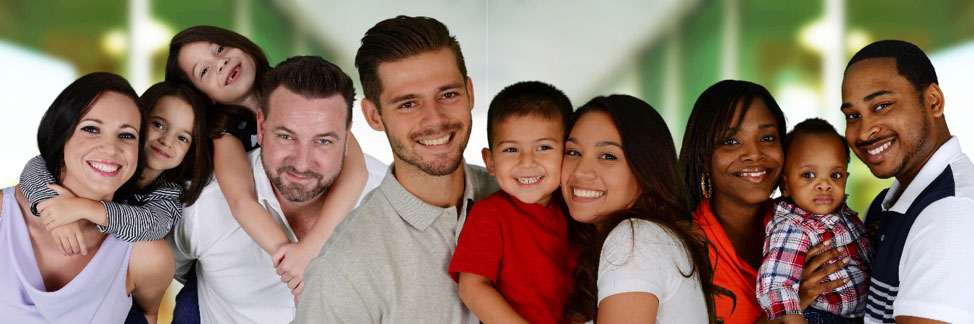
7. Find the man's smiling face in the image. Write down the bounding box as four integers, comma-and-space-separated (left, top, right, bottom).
841, 57, 935, 180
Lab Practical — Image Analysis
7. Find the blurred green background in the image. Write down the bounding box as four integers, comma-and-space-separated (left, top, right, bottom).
3, 1, 973, 322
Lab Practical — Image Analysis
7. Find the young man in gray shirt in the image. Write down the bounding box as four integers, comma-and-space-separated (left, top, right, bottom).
294, 16, 498, 323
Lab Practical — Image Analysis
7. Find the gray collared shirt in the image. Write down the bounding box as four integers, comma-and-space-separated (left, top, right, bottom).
294, 163, 498, 324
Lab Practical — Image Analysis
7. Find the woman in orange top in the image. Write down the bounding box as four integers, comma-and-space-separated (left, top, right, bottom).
679, 80, 845, 323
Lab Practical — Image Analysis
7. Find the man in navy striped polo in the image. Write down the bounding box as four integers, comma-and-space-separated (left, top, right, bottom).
841, 40, 974, 323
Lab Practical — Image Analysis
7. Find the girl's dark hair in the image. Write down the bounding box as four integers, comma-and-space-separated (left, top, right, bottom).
37, 72, 146, 199
164, 25, 270, 91
139, 81, 214, 204
679, 80, 787, 211
164, 25, 270, 138
563, 95, 717, 323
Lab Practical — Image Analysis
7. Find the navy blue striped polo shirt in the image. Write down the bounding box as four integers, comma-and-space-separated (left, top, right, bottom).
863, 137, 974, 323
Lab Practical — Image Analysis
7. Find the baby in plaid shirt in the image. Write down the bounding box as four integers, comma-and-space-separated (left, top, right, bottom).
756, 118, 870, 324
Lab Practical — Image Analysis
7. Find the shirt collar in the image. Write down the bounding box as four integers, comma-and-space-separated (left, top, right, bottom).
775, 198, 857, 221
883, 136, 964, 213
250, 149, 287, 226
379, 163, 479, 231
505, 189, 563, 217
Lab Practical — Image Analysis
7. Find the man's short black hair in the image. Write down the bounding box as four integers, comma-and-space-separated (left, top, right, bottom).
260, 56, 356, 127
846, 40, 938, 93
486, 81, 573, 149
785, 118, 850, 164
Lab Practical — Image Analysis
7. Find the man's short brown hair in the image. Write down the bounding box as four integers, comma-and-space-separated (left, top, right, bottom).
260, 56, 355, 127
354, 15, 467, 109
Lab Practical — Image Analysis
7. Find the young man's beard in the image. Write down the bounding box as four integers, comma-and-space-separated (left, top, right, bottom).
386, 120, 470, 176
861, 112, 932, 180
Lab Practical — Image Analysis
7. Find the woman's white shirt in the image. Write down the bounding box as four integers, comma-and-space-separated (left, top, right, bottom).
597, 218, 708, 323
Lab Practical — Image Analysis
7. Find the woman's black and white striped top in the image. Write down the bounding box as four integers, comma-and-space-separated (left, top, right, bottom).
19, 155, 183, 242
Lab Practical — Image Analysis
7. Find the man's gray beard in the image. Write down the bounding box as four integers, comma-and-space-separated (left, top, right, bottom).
263, 155, 344, 203
269, 172, 334, 202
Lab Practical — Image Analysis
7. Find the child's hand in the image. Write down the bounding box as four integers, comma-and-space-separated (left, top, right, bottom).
292, 281, 304, 306
799, 241, 849, 309
37, 184, 93, 230
50, 220, 88, 256
271, 242, 317, 302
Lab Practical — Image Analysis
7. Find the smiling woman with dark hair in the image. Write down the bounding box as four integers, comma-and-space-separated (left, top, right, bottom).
680, 80, 845, 323
0, 72, 174, 323
19, 81, 214, 248
561, 94, 717, 323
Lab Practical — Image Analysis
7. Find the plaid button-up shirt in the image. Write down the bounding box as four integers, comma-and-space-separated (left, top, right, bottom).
756, 199, 871, 320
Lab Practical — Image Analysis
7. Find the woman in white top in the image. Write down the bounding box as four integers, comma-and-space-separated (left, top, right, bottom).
561, 95, 718, 323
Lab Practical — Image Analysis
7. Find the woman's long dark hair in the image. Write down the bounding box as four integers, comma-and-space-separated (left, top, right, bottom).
563, 95, 718, 323
139, 82, 213, 204
677, 80, 787, 320
164, 25, 271, 138
37, 72, 146, 200
679, 80, 787, 211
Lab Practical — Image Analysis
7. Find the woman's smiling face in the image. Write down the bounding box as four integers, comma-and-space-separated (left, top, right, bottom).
60, 91, 142, 200
561, 110, 641, 226
709, 99, 784, 207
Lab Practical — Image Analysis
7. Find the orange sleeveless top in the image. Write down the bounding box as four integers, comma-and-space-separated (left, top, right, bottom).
693, 199, 773, 323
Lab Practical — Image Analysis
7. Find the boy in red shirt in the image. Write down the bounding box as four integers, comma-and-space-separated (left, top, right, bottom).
448, 81, 576, 324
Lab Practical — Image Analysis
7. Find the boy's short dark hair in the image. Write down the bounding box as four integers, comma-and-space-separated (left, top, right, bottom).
260, 56, 356, 127
785, 118, 850, 164
486, 81, 573, 149
846, 40, 938, 94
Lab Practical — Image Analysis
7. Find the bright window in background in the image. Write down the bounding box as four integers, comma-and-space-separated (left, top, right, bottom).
0, 40, 77, 187
931, 40, 974, 156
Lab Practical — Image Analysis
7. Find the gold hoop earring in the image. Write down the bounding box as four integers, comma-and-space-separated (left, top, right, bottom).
700, 173, 712, 199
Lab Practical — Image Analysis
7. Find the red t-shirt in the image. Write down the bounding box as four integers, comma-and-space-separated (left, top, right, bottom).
694, 198, 774, 324
449, 190, 576, 324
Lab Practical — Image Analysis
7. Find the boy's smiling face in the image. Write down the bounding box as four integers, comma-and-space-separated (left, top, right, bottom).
781, 133, 849, 215
482, 114, 565, 206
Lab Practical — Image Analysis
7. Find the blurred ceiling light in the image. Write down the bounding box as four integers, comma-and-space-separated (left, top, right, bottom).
800, 19, 870, 57
846, 29, 872, 53
101, 19, 173, 58
777, 83, 822, 131
151, 19, 174, 53
102, 29, 127, 57
137, 18, 175, 54
799, 18, 840, 55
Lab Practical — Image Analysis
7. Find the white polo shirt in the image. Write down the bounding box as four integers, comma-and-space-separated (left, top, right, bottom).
169, 149, 384, 324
